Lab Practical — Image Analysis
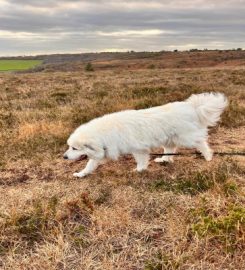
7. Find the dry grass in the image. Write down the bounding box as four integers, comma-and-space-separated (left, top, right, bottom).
0, 66, 245, 269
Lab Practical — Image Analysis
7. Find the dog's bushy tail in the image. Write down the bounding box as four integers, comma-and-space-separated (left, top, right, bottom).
186, 92, 228, 127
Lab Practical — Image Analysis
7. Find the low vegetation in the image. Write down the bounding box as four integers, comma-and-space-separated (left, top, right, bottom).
0, 60, 244, 269
190, 204, 245, 252
84, 62, 94, 72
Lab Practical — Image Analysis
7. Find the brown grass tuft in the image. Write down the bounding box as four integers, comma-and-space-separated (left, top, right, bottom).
17, 121, 70, 140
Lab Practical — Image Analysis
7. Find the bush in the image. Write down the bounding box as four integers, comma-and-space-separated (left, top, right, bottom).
84, 62, 94, 72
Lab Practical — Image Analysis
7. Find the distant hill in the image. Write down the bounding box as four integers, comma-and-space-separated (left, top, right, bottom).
1, 49, 244, 72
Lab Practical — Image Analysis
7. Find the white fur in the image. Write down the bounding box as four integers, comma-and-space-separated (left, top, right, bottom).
64, 92, 228, 177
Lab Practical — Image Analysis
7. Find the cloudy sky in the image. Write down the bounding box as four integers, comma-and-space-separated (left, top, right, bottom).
0, 0, 244, 56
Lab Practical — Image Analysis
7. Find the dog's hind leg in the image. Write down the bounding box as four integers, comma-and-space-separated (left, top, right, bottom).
132, 152, 150, 172
196, 140, 213, 161
154, 146, 177, 163
73, 159, 101, 178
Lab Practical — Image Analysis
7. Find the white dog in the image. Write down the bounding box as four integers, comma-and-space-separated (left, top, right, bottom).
64, 92, 228, 178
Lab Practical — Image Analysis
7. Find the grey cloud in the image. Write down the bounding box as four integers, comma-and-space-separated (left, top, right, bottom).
0, 0, 244, 56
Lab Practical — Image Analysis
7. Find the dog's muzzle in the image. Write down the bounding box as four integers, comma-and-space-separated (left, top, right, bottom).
63, 154, 87, 161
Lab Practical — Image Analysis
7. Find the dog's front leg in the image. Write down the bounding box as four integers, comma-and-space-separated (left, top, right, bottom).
132, 152, 150, 172
73, 159, 100, 178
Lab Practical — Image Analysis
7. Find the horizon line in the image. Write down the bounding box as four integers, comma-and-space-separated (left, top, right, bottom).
0, 48, 244, 58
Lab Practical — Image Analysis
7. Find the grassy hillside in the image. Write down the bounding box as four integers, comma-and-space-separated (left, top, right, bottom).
0, 60, 42, 71
1, 50, 245, 72
0, 66, 244, 269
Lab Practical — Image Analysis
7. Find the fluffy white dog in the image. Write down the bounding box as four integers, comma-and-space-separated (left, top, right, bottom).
64, 92, 228, 178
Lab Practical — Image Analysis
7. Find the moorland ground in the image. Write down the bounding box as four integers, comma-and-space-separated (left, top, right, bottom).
0, 62, 245, 269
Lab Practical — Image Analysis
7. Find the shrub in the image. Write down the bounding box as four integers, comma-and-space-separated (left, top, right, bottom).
84, 62, 94, 72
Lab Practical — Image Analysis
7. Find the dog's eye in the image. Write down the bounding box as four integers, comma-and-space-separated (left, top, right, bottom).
72, 147, 78, 150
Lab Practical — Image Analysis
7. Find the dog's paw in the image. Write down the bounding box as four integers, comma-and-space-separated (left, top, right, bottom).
205, 155, 213, 162
154, 157, 173, 163
203, 151, 213, 161
154, 157, 164, 163
73, 172, 87, 178
134, 167, 147, 172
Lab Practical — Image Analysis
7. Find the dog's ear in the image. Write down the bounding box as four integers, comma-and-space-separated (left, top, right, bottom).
84, 142, 105, 159
84, 144, 95, 151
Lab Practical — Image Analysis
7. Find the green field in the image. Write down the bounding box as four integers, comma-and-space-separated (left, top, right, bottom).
0, 59, 42, 71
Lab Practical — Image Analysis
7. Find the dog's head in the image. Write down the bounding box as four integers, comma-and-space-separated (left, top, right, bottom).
63, 131, 104, 161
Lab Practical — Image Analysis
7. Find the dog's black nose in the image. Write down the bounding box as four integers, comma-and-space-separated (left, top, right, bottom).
63, 155, 68, 160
